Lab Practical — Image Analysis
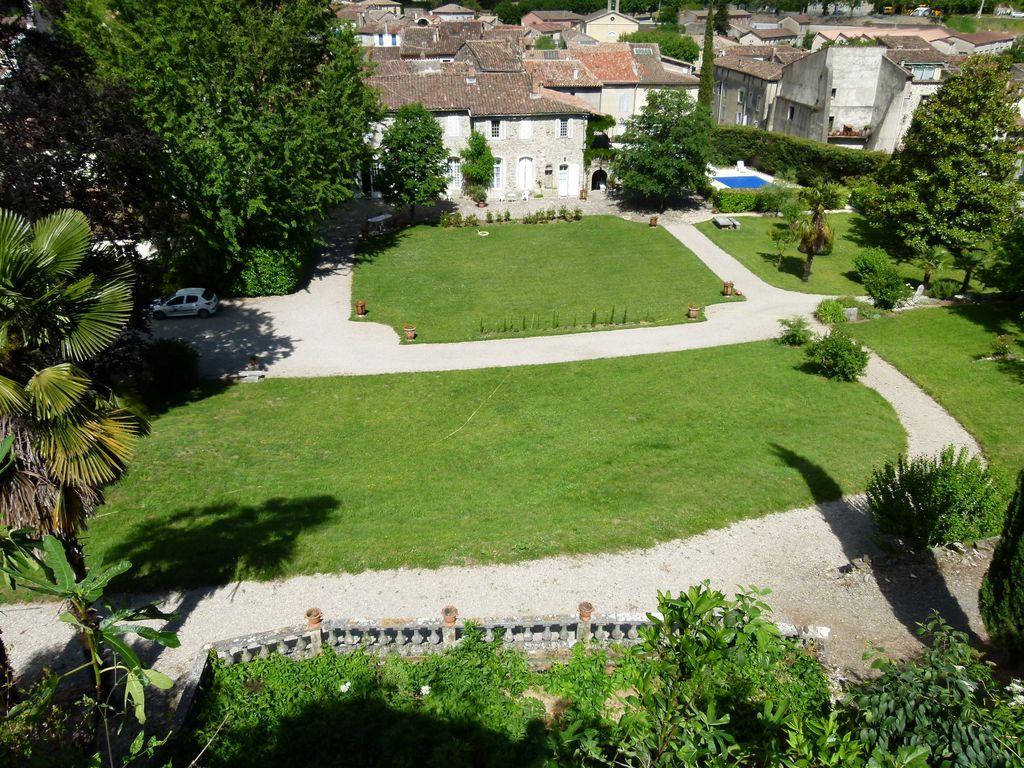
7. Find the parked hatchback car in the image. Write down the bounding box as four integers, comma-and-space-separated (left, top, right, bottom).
151, 288, 219, 319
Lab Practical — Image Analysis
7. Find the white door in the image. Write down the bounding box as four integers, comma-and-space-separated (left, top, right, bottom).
567, 164, 580, 197
557, 164, 569, 196
517, 157, 533, 191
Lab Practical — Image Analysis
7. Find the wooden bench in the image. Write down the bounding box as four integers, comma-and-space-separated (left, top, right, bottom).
712, 216, 741, 230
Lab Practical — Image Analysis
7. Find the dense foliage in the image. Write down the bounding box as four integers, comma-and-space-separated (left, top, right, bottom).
63, 0, 380, 292
180, 585, 1024, 768
988, 218, 1024, 295
697, 9, 715, 110
815, 298, 848, 326
378, 103, 450, 221
615, 90, 712, 208
777, 316, 813, 346
980, 470, 1024, 659
805, 329, 868, 381
709, 126, 888, 186
867, 445, 1005, 549
621, 29, 699, 61
460, 130, 496, 203
869, 57, 1018, 290
853, 248, 912, 309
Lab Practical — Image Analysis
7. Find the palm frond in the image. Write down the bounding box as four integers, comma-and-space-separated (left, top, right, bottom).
34, 407, 141, 487
0, 211, 32, 282
30, 210, 91, 277
25, 365, 90, 420
0, 376, 29, 416
59, 279, 133, 362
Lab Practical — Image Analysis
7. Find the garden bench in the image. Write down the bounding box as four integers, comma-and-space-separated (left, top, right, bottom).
713, 216, 741, 230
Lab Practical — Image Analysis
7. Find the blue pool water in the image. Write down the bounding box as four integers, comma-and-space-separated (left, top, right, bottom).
716, 175, 770, 189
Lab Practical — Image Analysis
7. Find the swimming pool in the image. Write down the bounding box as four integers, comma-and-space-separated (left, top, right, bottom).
715, 175, 771, 189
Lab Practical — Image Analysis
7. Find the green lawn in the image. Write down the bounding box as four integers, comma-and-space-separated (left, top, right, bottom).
352, 216, 736, 343
696, 213, 969, 296
945, 14, 1024, 34
852, 304, 1024, 494
84, 342, 905, 593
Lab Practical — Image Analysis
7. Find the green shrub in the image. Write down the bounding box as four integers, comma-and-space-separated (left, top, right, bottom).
866, 445, 1005, 549
778, 316, 814, 346
847, 615, 1022, 767
755, 184, 800, 214
980, 470, 1024, 658
712, 188, 760, 213
805, 329, 868, 381
708, 126, 888, 187
233, 247, 307, 296
815, 298, 847, 325
140, 338, 199, 403
848, 179, 881, 212
854, 248, 911, 309
929, 277, 961, 300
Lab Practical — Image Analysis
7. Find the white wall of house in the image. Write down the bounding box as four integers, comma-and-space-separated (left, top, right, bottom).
470, 115, 587, 196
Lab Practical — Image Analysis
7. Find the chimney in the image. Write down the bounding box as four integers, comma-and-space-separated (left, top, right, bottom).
530, 87, 541, 99
573, 68, 579, 80
466, 66, 477, 84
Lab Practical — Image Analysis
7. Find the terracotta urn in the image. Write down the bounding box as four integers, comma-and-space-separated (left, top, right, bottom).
688, 305, 699, 320
305, 607, 323, 629
403, 323, 416, 341
442, 605, 458, 627
578, 601, 594, 621
356, 299, 367, 316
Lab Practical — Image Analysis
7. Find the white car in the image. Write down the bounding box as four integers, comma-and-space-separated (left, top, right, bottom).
151, 288, 220, 319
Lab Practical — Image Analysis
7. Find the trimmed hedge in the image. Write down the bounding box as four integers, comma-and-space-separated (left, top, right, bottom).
709, 126, 888, 187
711, 188, 760, 213
980, 470, 1024, 658
232, 246, 309, 296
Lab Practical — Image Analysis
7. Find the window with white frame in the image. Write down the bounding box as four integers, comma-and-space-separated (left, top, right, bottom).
491, 158, 503, 189
558, 118, 569, 138
490, 119, 501, 138
520, 119, 533, 139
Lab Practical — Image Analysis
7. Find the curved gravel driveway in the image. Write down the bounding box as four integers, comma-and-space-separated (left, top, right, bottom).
5, 209, 987, 689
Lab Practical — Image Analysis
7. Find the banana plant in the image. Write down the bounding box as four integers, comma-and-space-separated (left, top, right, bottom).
0, 532, 179, 729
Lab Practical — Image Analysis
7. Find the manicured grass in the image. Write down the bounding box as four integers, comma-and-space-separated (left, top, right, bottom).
85, 342, 905, 593
945, 14, 1024, 34
696, 213, 969, 296
852, 303, 1024, 495
352, 216, 735, 343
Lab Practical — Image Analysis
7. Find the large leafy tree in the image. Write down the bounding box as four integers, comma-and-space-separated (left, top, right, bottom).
871, 57, 1018, 292
0, 209, 143, 577
62, 0, 381, 289
987, 218, 1024, 295
378, 104, 449, 223
615, 89, 713, 210
460, 131, 496, 204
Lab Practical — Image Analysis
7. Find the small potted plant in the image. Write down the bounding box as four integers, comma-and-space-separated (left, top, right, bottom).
723, 281, 734, 296
403, 323, 416, 341
469, 184, 488, 208
688, 304, 699, 320
649, 215, 658, 228
355, 299, 367, 317
305, 607, 323, 629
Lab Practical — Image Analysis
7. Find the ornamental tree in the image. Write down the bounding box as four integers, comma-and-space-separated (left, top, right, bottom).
697, 7, 715, 110
871, 57, 1018, 292
378, 104, 449, 222
62, 0, 380, 290
459, 131, 495, 203
615, 89, 712, 210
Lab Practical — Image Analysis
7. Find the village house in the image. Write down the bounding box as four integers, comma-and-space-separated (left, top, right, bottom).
736, 27, 799, 47
432, 3, 476, 22
931, 30, 1015, 55
368, 65, 596, 200
520, 9, 585, 35
713, 56, 783, 129
679, 8, 752, 35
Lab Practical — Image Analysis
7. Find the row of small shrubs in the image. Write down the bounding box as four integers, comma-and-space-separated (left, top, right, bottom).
814, 296, 884, 325
439, 211, 490, 227
479, 306, 653, 336
709, 125, 888, 186
522, 206, 582, 224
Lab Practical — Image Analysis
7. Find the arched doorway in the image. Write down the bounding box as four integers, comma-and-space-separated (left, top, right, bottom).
591, 168, 608, 191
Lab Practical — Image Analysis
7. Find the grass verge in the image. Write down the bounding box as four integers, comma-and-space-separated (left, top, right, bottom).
696, 213, 969, 295
852, 303, 1024, 495
83, 342, 905, 593
352, 216, 735, 343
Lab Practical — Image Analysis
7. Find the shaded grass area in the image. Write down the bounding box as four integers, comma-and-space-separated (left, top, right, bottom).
84, 342, 905, 593
852, 303, 1024, 495
352, 216, 735, 343
696, 213, 969, 295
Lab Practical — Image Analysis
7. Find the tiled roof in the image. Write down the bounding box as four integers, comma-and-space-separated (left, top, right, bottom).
731, 44, 779, 58
458, 39, 523, 72
690, 9, 752, 18
885, 48, 951, 65
367, 46, 403, 61
745, 28, 797, 40
584, 8, 639, 23
815, 27, 950, 43
630, 44, 699, 85
526, 21, 564, 33
945, 30, 1016, 45
562, 28, 599, 45
523, 58, 602, 87
876, 35, 932, 50
369, 70, 597, 115
434, 3, 475, 13
528, 10, 584, 21
714, 55, 783, 81
400, 21, 485, 57
569, 44, 637, 83
482, 25, 529, 42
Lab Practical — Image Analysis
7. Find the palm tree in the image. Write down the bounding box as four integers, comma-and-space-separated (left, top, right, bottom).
0, 209, 144, 577
912, 245, 949, 291
794, 191, 835, 283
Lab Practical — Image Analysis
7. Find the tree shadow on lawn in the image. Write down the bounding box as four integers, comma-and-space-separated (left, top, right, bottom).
769, 444, 980, 648
758, 250, 806, 280
845, 212, 898, 251
176, 693, 549, 768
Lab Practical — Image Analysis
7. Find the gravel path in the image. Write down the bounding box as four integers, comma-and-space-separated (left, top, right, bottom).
6, 207, 990, 692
